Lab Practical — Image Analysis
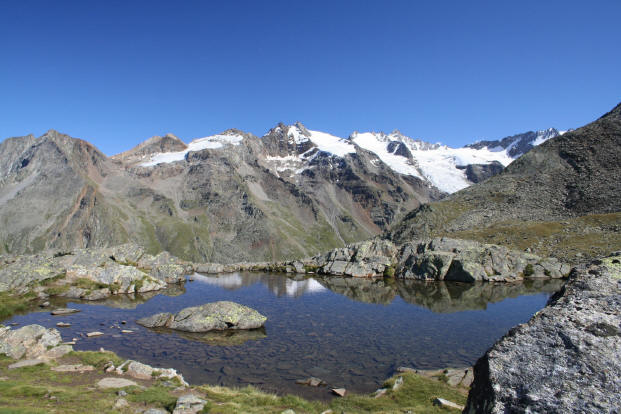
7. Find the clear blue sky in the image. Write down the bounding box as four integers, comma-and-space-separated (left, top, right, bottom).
1, 0, 619, 155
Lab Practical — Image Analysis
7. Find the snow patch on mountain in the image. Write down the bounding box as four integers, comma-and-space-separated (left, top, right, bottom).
350, 132, 423, 178
410, 145, 514, 193
285, 126, 355, 157
140, 133, 244, 167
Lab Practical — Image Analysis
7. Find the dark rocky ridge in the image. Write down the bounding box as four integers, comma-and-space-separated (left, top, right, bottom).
464, 254, 621, 413
466, 127, 562, 158
388, 102, 621, 262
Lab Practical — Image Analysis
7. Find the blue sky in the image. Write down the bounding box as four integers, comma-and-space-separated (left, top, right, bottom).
1, 0, 619, 155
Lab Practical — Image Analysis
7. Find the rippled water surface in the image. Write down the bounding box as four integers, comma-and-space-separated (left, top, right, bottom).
5, 273, 563, 399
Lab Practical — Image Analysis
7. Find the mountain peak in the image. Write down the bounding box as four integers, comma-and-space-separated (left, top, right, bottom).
599, 101, 621, 120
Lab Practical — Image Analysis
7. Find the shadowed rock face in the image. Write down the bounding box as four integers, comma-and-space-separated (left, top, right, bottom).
388, 103, 621, 262
464, 255, 621, 413
136, 301, 267, 332
456, 161, 504, 184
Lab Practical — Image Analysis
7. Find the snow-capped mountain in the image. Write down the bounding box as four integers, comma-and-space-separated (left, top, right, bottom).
0, 121, 567, 264
466, 128, 566, 158
135, 123, 564, 194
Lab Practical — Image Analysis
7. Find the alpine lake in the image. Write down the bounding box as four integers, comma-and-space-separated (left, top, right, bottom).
3, 272, 563, 400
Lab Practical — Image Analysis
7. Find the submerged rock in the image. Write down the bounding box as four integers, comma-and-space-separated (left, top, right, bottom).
464, 258, 621, 413
137, 301, 267, 332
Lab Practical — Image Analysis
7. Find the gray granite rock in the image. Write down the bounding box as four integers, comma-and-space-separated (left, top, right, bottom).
0, 324, 62, 359
173, 394, 207, 414
464, 258, 621, 413
137, 301, 267, 332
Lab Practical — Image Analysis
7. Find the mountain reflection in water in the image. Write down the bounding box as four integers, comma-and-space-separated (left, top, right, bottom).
195, 272, 564, 313
5, 271, 563, 400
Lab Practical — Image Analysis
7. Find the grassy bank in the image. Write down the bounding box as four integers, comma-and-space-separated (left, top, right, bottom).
0, 351, 467, 414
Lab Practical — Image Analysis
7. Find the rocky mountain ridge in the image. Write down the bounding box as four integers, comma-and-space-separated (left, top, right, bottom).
0, 120, 557, 263
388, 102, 621, 262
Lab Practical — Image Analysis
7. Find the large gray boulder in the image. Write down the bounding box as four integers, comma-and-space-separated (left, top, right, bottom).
0, 324, 63, 359
396, 238, 570, 282
137, 301, 267, 332
311, 239, 399, 277
464, 256, 621, 413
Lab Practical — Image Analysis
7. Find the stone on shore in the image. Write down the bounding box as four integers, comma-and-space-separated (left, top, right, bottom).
332, 388, 346, 397
8, 359, 46, 369
433, 397, 465, 410
172, 394, 207, 414
137, 301, 267, 332
52, 364, 95, 373
464, 258, 621, 413
96, 377, 139, 389
0, 324, 62, 359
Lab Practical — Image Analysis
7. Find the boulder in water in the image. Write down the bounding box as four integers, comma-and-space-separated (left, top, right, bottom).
137, 301, 267, 332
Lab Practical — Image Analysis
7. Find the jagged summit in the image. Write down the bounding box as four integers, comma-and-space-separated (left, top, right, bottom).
108, 120, 565, 194
467, 128, 564, 158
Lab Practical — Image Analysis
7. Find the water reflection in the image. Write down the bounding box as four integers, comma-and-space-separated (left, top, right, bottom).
197, 272, 564, 312
194, 272, 327, 298
148, 326, 267, 346
5, 272, 563, 400
52, 283, 187, 309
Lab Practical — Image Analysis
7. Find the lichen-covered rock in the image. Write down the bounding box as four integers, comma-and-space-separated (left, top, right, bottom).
308, 239, 398, 278
308, 237, 568, 282
173, 394, 207, 414
66, 262, 166, 294
194, 263, 225, 274
464, 258, 621, 413
0, 324, 62, 359
117, 360, 188, 385
396, 238, 570, 282
137, 301, 267, 332
0, 244, 183, 296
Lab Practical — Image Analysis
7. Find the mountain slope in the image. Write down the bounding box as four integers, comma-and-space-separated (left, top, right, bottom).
0, 119, 567, 262
388, 103, 621, 262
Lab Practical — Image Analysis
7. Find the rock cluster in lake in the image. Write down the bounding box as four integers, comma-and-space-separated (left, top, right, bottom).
464, 254, 621, 413
137, 301, 267, 332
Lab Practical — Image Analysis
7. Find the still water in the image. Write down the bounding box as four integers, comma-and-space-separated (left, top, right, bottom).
5, 273, 563, 399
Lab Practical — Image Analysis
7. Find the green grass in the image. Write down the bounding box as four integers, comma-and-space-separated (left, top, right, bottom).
0, 350, 467, 414
0, 291, 37, 320
67, 350, 123, 368
197, 372, 466, 413
72, 278, 108, 290
447, 212, 621, 263
126, 385, 177, 410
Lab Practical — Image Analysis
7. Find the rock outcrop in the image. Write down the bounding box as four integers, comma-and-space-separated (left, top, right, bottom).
0, 324, 72, 361
137, 301, 267, 332
464, 254, 621, 413
0, 244, 186, 300
305, 237, 569, 282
